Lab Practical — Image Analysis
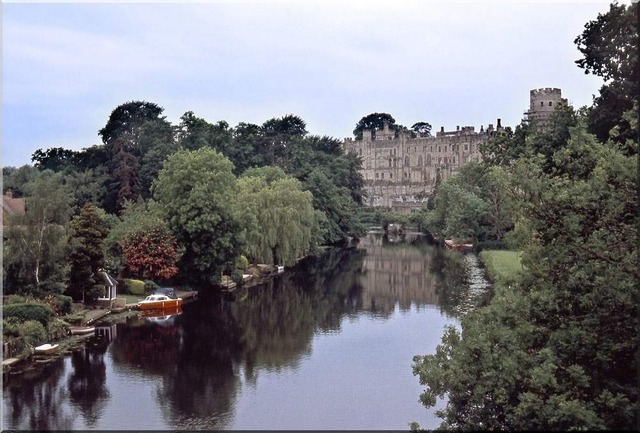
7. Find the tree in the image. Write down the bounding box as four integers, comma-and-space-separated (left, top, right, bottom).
31, 147, 76, 172
66, 204, 109, 302
237, 167, 317, 266
574, 2, 638, 153
99, 101, 165, 149
3, 171, 71, 295
411, 122, 433, 138
353, 112, 397, 140
2, 165, 39, 197
258, 114, 308, 166
413, 117, 638, 431
120, 226, 179, 280
110, 138, 141, 213
151, 148, 244, 284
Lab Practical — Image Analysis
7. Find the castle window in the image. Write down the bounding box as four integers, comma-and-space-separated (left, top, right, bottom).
382, 173, 384, 179
452, 156, 456, 164
426, 154, 431, 166
414, 147, 416, 152
438, 146, 441, 152
404, 156, 409, 166
389, 159, 392, 167
541, 101, 544, 107
390, 149, 393, 155
418, 155, 423, 166
464, 144, 468, 151
390, 173, 393, 178
444, 145, 447, 152
549, 101, 553, 106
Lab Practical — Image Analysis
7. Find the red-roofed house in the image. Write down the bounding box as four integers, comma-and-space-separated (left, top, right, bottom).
2, 191, 26, 229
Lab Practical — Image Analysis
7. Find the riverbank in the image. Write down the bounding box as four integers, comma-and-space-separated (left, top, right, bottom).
478, 250, 523, 290
2, 290, 198, 373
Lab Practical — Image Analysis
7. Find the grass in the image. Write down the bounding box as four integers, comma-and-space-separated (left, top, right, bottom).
479, 250, 524, 289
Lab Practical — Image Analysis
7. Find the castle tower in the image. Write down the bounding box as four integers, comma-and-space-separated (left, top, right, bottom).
525, 88, 566, 129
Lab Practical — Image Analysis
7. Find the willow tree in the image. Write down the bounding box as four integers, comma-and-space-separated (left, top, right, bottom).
237, 166, 317, 266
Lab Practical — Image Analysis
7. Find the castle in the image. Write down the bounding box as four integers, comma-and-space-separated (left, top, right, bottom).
343, 88, 564, 211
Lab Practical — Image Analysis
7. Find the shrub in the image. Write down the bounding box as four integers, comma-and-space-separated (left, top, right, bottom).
231, 270, 244, 284
3, 318, 21, 338
42, 294, 73, 316
20, 320, 48, 347
144, 280, 160, 293
86, 284, 106, 302
3, 303, 54, 327
125, 279, 146, 295
235, 255, 249, 271
48, 319, 71, 341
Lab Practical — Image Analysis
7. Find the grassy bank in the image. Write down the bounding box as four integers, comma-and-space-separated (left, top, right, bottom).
479, 250, 524, 290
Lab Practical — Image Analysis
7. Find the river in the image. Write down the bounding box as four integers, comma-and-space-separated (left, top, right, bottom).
2, 232, 490, 430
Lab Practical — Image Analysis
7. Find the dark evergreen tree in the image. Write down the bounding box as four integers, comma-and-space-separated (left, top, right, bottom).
66, 204, 109, 302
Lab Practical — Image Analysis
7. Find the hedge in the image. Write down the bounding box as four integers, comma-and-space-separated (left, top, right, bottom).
125, 279, 146, 295
3, 303, 54, 327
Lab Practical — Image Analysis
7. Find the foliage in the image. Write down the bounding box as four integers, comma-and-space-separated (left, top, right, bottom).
144, 280, 160, 293
48, 318, 71, 341
124, 279, 146, 295
2, 164, 39, 197
31, 147, 76, 172
152, 148, 245, 284
237, 167, 317, 266
352, 112, 401, 140
413, 121, 638, 430
19, 320, 49, 347
3, 171, 71, 296
120, 226, 179, 280
411, 121, 433, 138
235, 255, 249, 270
41, 294, 73, 316
2, 303, 54, 327
574, 2, 638, 152
66, 204, 109, 302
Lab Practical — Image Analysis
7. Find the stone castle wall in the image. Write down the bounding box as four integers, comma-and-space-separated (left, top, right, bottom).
343, 120, 503, 210
343, 89, 563, 211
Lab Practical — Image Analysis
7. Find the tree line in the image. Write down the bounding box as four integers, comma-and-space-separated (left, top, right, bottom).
412, 2, 637, 430
3, 108, 368, 298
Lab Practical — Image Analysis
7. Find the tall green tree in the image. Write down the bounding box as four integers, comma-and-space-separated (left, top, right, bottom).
152, 148, 244, 284
352, 112, 397, 140
66, 204, 109, 302
3, 171, 71, 295
413, 112, 638, 431
237, 167, 317, 266
574, 2, 638, 153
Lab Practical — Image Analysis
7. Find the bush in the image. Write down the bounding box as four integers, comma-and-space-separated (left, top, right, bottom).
3, 303, 54, 327
48, 319, 71, 341
42, 294, 73, 316
144, 280, 160, 293
20, 320, 48, 347
3, 318, 21, 338
124, 279, 146, 295
235, 255, 249, 271
86, 284, 106, 302
231, 270, 244, 284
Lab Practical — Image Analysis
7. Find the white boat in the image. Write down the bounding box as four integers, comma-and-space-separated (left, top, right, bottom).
137, 294, 183, 310
34, 344, 59, 355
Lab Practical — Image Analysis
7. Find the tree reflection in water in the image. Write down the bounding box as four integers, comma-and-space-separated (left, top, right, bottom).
67, 334, 111, 427
2, 233, 486, 430
3, 358, 74, 430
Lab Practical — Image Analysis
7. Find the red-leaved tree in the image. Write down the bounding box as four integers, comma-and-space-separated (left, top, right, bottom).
120, 226, 179, 280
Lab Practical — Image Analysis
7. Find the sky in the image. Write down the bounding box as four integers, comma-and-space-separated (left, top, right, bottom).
2, 0, 616, 168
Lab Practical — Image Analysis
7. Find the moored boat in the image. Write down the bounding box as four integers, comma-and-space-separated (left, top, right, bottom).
137, 294, 183, 310
444, 239, 474, 252
34, 344, 59, 355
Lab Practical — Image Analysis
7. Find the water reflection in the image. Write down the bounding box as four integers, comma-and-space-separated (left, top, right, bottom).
3, 232, 488, 430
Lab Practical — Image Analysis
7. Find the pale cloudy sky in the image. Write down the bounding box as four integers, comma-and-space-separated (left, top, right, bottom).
2, 0, 614, 168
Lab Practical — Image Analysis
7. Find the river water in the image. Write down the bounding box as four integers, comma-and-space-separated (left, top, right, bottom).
2, 232, 489, 430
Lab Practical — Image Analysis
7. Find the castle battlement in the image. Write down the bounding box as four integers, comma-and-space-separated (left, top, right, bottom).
344, 89, 561, 210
